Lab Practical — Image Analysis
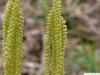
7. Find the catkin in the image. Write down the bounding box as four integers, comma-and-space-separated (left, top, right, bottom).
44, 0, 67, 75
3, 0, 24, 75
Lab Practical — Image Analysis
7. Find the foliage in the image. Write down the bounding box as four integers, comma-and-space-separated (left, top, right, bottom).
65, 41, 98, 73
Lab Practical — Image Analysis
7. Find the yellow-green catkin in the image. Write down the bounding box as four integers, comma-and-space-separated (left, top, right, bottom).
44, 0, 67, 75
3, 0, 24, 75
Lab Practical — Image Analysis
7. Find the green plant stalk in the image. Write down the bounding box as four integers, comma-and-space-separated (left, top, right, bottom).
3, 0, 24, 75
44, 0, 67, 75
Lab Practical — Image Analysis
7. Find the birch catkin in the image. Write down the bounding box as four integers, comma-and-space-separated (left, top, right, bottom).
3, 0, 24, 75
44, 0, 67, 75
